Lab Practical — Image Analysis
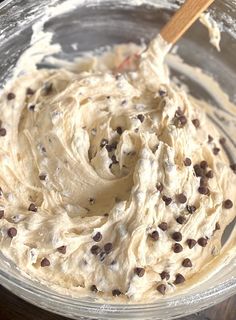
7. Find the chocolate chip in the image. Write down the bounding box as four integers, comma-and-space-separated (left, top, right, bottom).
43, 83, 53, 95
121, 99, 127, 105
194, 164, 204, 177
159, 89, 167, 97
100, 139, 108, 148
57, 245, 67, 254
7, 227, 17, 238
173, 243, 183, 253
208, 135, 214, 143
206, 170, 213, 179
116, 127, 123, 135
192, 119, 200, 128
106, 142, 117, 152
215, 222, 221, 231
0, 128, 6, 136
198, 186, 210, 195
187, 239, 197, 249
219, 137, 226, 145
150, 230, 159, 241
28, 203, 37, 212
175, 108, 184, 117
156, 183, 163, 192
213, 147, 220, 155
104, 242, 113, 254
223, 199, 233, 209
172, 232, 182, 242
158, 222, 168, 231
112, 289, 122, 296
176, 193, 187, 204
200, 177, 208, 186
90, 245, 101, 255
93, 232, 102, 242
174, 273, 185, 284
111, 154, 118, 164
90, 285, 98, 293
182, 258, 192, 267
89, 198, 95, 205
200, 161, 208, 169
198, 237, 208, 247
134, 267, 145, 277
7, 92, 15, 100
157, 284, 166, 295
176, 216, 186, 225
137, 114, 145, 123
29, 105, 35, 111
177, 116, 187, 127
184, 158, 192, 166
0, 210, 4, 219
39, 174, 47, 181
230, 164, 236, 172
162, 196, 172, 206
41, 258, 50, 267
186, 205, 196, 214
26, 88, 35, 95
160, 271, 170, 280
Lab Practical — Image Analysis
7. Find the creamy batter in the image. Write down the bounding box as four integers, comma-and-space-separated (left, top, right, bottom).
0, 31, 236, 302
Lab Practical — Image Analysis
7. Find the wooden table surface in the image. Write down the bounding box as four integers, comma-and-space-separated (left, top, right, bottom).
0, 285, 235, 320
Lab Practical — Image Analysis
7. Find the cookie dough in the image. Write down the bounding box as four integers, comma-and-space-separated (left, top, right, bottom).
0, 35, 235, 302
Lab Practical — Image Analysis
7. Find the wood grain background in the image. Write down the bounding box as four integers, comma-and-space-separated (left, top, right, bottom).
0, 285, 235, 320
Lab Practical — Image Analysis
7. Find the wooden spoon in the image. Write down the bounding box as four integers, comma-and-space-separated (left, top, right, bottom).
160, 0, 215, 45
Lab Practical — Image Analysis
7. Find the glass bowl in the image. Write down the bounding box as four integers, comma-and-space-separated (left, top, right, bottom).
0, 0, 236, 319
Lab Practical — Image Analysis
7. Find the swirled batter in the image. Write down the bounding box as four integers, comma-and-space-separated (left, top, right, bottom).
0, 37, 235, 302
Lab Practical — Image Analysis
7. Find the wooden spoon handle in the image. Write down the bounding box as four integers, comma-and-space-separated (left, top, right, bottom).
160, 0, 215, 45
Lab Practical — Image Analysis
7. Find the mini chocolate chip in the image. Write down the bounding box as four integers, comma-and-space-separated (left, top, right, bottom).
7, 227, 17, 238
41, 258, 50, 267
28, 203, 37, 212
106, 142, 117, 152
111, 154, 118, 164
208, 135, 214, 143
177, 115, 187, 127
230, 164, 236, 172
0, 210, 4, 219
174, 273, 185, 284
198, 237, 208, 247
121, 99, 127, 105
158, 222, 168, 231
186, 205, 196, 214
184, 158, 192, 166
194, 164, 204, 177
100, 139, 108, 148
175, 108, 184, 117
89, 198, 95, 205
104, 213, 109, 217
39, 174, 47, 181
0, 128, 6, 136
160, 271, 170, 280
137, 114, 145, 123
112, 289, 122, 296
182, 258, 192, 268
29, 105, 35, 111
116, 127, 123, 135
104, 242, 113, 254
106, 96, 111, 99
156, 182, 164, 192
159, 89, 167, 97
26, 88, 35, 95
90, 285, 98, 292
162, 195, 172, 206
173, 243, 183, 253
90, 245, 101, 255
93, 232, 102, 242
187, 239, 197, 249
200, 161, 208, 169
172, 232, 182, 242
206, 170, 213, 179
134, 267, 145, 277
176, 193, 187, 204
57, 245, 67, 254
198, 186, 210, 195
150, 230, 159, 241
213, 147, 220, 155
157, 284, 166, 295
7, 92, 15, 100
176, 216, 186, 225
192, 119, 200, 128
219, 137, 226, 145
215, 222, 221, 231
200, 177, 208, 186
224, 199, 233, 209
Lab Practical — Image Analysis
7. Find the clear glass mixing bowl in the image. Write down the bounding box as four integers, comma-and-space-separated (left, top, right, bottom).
0, 0, 236, 319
